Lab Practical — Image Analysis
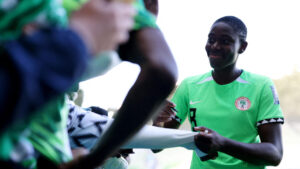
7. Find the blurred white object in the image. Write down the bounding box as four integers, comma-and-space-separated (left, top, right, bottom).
99, 157, 128, 169
82, 51, 121, 81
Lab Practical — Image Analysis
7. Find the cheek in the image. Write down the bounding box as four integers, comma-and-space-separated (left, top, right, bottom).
225, 46, 237, 56
205, 45, 210, 55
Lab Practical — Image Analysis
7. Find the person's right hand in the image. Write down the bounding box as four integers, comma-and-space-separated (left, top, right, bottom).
153, 100, 177, 126
70, 0, 136, 55
194, 126, 222, 161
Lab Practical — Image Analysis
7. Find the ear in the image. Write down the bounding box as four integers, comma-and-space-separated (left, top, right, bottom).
238, 41, 248, 54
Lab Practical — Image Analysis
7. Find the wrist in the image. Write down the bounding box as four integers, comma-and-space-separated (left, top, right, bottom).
219, 136, 230, 152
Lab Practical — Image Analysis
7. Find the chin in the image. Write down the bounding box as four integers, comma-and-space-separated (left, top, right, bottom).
209, 61, 222, 70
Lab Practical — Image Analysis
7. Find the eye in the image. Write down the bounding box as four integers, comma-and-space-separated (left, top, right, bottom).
208, 37, 216, 44
221, 38, 231, 45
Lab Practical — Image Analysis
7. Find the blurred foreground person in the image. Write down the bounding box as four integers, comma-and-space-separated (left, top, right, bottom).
60, 0, 178, 168
0, 0, 135, 168
0, 0, 177, 168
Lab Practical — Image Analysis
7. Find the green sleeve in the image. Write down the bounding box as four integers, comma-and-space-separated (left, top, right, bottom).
132, 0, 157, 30
63, 0, 87, 14
257, 78, 284, 124
63, 0, 157, 30
0, 0, 67, 43
171, 79, 190, 124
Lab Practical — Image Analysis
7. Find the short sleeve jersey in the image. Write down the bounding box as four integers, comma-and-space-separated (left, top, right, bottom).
0, 0, 68, 43
27, 96, 72, 165
0, 96, 72, 168
171, 70, 284, 169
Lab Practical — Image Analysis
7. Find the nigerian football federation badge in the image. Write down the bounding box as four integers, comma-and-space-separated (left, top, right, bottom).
235, 97, 251, 111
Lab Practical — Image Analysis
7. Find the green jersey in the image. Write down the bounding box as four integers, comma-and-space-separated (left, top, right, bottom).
28, 96, 72, 164
0, 96, 71, 168
0, 0, 67, 43
172, 70, 284, 169
28, 0, 157, 165
0, 0, 157, 167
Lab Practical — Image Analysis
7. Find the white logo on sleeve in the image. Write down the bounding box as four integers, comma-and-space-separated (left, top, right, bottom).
270, 86, 280, 104
190, 100, 202, 105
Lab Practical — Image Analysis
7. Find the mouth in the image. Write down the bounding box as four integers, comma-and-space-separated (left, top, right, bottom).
209, 55, 222, 59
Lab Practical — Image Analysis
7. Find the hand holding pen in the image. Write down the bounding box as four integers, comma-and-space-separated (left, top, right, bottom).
153, 100, 179, 126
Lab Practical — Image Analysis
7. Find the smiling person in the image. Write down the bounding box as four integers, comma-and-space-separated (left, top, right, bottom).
153, 16, 284, 169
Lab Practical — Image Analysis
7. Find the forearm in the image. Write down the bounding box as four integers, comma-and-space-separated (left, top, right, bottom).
221, 137, 282, 166
163, 119, 180, 129
84, 65, 176, 167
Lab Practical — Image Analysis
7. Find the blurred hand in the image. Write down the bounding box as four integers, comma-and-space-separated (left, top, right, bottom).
60, 149, 89, 169
70, 0, 136, 55
71, 148, 89, 159
194, 126, 225, 161
153, 100, 176, 126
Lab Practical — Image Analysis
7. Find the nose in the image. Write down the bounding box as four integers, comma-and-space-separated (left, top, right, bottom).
211, 41, 220, 50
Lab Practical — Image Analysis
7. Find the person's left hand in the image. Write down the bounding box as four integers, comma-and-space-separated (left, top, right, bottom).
194, 126, 226, 160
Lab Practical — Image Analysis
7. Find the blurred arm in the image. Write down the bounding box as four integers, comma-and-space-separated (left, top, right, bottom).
75, 28, 177, 168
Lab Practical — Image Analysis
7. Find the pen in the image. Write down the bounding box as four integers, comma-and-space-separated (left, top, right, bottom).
170, 107, 181, 123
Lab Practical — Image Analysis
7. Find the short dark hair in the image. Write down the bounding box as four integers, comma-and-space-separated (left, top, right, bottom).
214, 16, 247, 41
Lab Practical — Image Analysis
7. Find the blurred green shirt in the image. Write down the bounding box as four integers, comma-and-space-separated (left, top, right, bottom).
0, 0, 157, 168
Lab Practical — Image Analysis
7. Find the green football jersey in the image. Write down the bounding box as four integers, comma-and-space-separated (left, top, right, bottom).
0, 0, 68, 43
28, 96, 72, 164
171, 70, 284, 169
0, 96, 71, 169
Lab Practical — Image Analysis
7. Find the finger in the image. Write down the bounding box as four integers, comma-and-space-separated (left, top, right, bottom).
114, 31, 130, 46
166, 100, 176, 107
119, 2, 136, 17
71, 148, 89, 159
163, 109, 176, 116
119, 18, 135, 33
154, 116, 172, 123
194, 126, 207, 132
162, 106, 174, 113
200, 152, 218, 161
194, 126, 213, 135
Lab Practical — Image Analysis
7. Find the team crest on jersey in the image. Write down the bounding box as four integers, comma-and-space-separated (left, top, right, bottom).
235, 97, 251, 111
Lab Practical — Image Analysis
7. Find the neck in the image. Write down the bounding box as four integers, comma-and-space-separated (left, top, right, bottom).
212, 65, 242, 85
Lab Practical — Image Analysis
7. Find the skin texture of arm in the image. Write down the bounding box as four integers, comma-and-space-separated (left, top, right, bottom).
68, 27, 178, 169
194, 123, 283, 166
163, 118, 181, 129
221, 123, 283, 166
